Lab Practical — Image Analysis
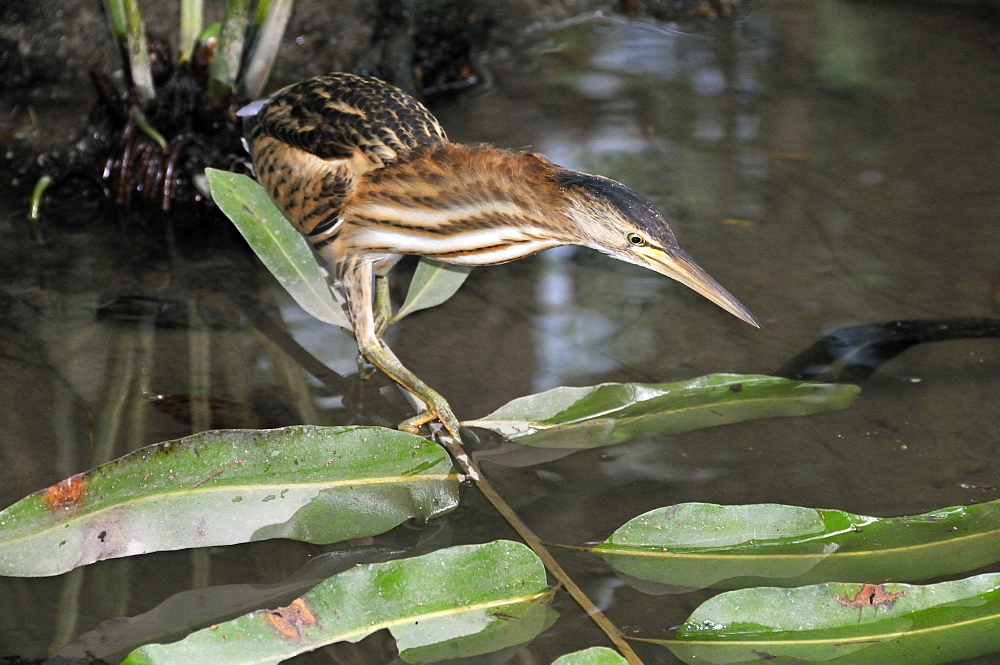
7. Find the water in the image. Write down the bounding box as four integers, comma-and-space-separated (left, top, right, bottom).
1, 2, 998, 662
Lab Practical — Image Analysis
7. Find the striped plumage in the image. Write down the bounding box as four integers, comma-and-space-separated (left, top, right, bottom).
339, 144, 577, 266
244, 72, 447, 263
242, 73, 757, 442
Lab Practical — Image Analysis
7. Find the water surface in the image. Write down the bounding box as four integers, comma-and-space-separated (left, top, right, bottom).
1, 2, 998, 662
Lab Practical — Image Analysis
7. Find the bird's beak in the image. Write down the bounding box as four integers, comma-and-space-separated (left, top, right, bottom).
639, 247, 760, 328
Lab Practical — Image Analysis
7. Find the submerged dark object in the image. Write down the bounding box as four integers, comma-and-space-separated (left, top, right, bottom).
776, 317, 1000, 383
61, 52, 246, 211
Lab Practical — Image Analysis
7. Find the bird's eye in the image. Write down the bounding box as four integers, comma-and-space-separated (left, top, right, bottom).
626, 232, 646, 246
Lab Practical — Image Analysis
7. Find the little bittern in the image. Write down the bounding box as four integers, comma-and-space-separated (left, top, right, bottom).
241, 73, 758, 441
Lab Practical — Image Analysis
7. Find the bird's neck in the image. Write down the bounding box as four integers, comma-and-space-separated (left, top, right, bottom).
340, 144, 581, 265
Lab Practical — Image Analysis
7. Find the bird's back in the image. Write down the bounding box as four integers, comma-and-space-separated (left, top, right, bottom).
245, 73, 448, 248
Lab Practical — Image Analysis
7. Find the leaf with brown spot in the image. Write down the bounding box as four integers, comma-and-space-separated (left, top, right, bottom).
124, 541, 555, 665
0, 426, 457, 577
833, 583, 907, 622
594, 500, 1000, 590
263, 599, 319, 640
42, 474, 87, 512
833, 583, 907, 610
657, 574, 1000, 665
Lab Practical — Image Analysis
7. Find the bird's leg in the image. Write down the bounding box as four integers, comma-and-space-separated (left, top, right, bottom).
340, 258, 463, 442
372, 274, 392, 339
356, 273, 391, 379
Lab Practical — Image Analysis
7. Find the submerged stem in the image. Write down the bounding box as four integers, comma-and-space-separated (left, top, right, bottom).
438, 432, 644, 664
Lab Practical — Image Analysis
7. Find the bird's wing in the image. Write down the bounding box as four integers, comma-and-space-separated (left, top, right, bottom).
248, 72, 447, 169
244, 73, 447, 246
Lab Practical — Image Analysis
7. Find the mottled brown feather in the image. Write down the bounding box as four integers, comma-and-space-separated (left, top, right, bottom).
247, 73, 448, 241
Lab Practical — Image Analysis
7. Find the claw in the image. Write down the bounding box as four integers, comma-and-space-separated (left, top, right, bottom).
397, 393, 462, 441
399, 410, 436, 434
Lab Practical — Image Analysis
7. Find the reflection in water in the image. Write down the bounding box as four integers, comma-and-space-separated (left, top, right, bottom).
534, 247, 619, 392
1, 2, 999, 663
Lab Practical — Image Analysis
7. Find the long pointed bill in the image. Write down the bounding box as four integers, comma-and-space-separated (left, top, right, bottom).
641, 247, 760, 328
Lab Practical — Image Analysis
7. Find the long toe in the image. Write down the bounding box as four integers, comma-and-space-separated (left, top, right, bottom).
398, 397, 462, 442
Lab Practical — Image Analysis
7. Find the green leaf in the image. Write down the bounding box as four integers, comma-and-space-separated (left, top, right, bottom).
103, 0, 155, 103
207, 0, 250, 101
463, 374, 859, 448
123, 541, 555, 665
393, 258, 473, 321
661, 574, 1000, 665
595, 501, 1000, 590
552, 646, 630, 664
239, 0, 294, 98
177, 0, 202, 64
0, 426, 458, 577
205, 169, 351, 329
56, 546, 404, 662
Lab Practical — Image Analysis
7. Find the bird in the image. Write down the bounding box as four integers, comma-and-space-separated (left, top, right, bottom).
240, 72, 758, 443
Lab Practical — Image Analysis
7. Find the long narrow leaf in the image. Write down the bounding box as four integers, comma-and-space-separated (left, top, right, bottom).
239, 0, 294, 99
595, 501, 1000, 590
124, 541, 555, 665
393, 258, 473, 322
103, 0, 128, 39
177, 0, 203, 63
206, 169, 351, 329
661, 574, 1000, 665
102, 0, 155, 102
207, 0, 251, 101
464, 374, 859, 448
0, 426, 458, 577
56, 546, 403, 662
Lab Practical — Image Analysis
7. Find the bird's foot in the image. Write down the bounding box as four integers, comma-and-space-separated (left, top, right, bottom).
373, 312, 390, 339
398, 404, 461, 442
400, 407, 478, 482
398, 410, 436, 434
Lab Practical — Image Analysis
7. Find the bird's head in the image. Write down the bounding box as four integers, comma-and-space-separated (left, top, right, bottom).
553, 170, 759, 327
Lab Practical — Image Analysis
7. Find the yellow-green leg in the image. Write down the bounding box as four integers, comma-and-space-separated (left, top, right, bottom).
356, 274, 392, 378
340, 258, 463, 442
372, 274, 392, 339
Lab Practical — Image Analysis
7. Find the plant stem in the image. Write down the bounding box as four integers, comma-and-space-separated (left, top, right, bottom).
178, 0, 204, 64
438, 434, 644, 665
28, 174, 52, 242
104, 0, 156, 102
207, 0, 251, 104
129, 106, 168, 153
239, 0, 294, 99
102, 0, 128, 50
